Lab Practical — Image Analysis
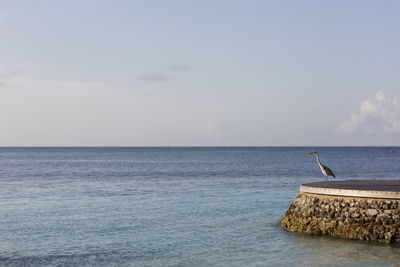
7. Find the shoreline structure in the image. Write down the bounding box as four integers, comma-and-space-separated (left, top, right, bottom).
281, 180, 400, 244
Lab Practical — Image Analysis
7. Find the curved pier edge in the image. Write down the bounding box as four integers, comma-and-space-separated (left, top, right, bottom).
300, 185, 400, 199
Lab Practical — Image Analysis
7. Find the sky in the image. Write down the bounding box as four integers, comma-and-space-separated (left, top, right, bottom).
1, 0, 400, 146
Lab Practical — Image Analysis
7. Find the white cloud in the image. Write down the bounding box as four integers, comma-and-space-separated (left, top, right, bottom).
0, 13, 6, 21
336, 91, 400, 134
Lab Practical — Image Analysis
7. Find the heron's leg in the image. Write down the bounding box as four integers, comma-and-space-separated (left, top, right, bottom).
325, 177, 328, 188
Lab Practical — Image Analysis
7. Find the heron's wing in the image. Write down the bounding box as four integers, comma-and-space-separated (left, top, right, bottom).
323, 165, 335, 178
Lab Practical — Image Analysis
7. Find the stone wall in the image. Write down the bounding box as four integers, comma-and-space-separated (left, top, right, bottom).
281, 193, 400, 243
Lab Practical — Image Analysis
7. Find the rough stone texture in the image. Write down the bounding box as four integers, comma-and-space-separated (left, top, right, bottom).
281, 193, 400, 243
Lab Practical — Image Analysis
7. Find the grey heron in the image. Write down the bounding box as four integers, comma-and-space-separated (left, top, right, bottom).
307, 151, 335, 187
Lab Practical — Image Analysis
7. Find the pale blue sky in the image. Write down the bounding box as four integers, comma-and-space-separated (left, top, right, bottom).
1, 1, 400, 146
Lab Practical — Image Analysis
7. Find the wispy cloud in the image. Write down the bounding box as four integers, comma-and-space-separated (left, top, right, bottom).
336, 91, 400, 134
0, 13, 6, 21
0, 69, 22, 79
168, 65, 190, 70
0, 69, 23, 88
136, 74, 169, 82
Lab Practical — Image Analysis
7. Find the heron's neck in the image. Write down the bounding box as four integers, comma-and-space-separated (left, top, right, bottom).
315, 154, 323, 167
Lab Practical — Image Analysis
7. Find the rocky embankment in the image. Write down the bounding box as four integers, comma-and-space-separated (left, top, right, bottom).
281, 193, 400, 243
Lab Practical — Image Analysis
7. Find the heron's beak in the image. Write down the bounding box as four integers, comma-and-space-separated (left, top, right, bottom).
307, 152, 315, 155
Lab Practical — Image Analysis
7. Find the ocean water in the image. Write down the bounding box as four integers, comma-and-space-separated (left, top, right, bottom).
0, 147, 400, 267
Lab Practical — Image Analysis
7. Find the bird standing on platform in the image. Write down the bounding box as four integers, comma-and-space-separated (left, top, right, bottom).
307, 151, 335, 187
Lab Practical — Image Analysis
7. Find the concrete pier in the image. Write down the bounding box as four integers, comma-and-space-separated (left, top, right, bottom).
281, 179, 400, 243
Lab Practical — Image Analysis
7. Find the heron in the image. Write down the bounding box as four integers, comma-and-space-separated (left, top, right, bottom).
307, 151, 335, 187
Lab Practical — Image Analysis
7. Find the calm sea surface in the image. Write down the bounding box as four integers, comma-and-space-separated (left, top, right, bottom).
1, 147, 400, 266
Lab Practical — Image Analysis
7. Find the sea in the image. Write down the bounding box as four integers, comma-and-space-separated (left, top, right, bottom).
0, 147, 400, 267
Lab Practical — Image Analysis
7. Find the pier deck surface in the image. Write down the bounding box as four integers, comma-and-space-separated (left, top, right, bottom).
300, 180, 400, 199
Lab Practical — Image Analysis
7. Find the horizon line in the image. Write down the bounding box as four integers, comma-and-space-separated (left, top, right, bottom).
0, 145, 399, 148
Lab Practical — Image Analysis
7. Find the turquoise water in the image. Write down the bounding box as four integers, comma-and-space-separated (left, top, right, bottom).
0, 147, 400, 266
